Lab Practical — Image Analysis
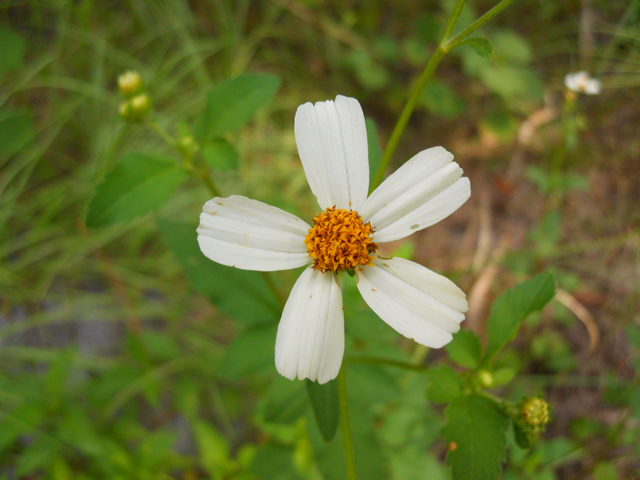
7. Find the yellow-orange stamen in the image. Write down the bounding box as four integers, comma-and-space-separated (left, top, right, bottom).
304, 207, 377, 273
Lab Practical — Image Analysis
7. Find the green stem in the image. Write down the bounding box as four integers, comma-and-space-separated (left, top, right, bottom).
445, 0, 518, 51
441, 0, 468, 41
146, 120, 222, 197
261, 271, 286, 309
369, 0, 517, 192
369, 0, 464, 193
146, 116, 291, 313
147, 120, 177, 147
194, 166, 222, 197
475, 390, 517, 417
346, 355, 427, 371
369, 46, 447, 192
338, 365, 358, 480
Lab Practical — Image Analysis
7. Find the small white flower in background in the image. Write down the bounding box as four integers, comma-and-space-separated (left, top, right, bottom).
197, 95, 471, 384
564, 71, 602, 95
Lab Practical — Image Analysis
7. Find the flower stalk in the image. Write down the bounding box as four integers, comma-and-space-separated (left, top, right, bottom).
444, 0, 518, 51
370, 0, 518, 192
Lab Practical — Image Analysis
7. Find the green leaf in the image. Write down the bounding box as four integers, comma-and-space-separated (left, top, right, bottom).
306, 379, 340, 442
492, 31, 531, 65
482, 110, 518, 143
441, 395, 509, 480
138, 330, 181, 362
0, 26, 27, 75
308, 406, 385, 480
15, 438, 57, 476
307, 364, 392, 480
0, 108, 34, 155
157, 219, 280, 324
365, 117, 382, 188
445, 329, 483, 369
483, 272, 555, 363
349, 363, 401, 405
202, 139, 239, 170
426, 365, 463, 403
402, 37, 430, 67
344, 50, 389, 91
87, 153, 186, 227
461, 37, 493, 58
263, 376, 308, 424
250, 444, 304, 480
479, 65, 544, 101
195, 73, 281, 141
491, 367, 517, 386
372, 36, 400, 61
219, 324, 277, 380
58, 408, 104, 456
418, 79, 465, 119
513, 419, 532, 449
193, 420, 230, 476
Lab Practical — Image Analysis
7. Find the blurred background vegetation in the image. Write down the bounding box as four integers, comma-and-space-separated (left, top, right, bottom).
1, 0, 639, 479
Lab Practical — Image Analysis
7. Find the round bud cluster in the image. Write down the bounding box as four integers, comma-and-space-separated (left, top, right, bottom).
513, 396, 551, 447
117, 70, 152, 121
118, 71, 143, 96
520, 397, 550, 428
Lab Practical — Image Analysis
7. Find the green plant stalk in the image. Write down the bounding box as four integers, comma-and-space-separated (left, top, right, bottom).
441, 0, 468, 41
445, 0, 518, 51
370, 0, 517, 192
146, 119, 287, 305
0, 346, 117, 370
338, 365, 358, 480
347, 355, 427, 371
369, 42, 447, 192
147, 121, 177, 148
260, 270, 287, 309
191, 164, 222, 197
553, 92, 576, 175
103, 356, 196, 420
146, 120, 222, 197
475, 390, 518, 418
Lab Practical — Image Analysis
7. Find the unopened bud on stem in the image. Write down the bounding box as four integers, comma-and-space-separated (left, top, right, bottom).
520, 397, 550, 428
119, 94, 152, 121
118, 71, 144, 96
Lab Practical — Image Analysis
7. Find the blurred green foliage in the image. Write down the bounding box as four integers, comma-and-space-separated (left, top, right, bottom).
1, 0, 639, 479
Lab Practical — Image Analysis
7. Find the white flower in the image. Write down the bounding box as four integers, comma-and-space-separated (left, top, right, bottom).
564, 71, 602, 95
197, 95, 470, 384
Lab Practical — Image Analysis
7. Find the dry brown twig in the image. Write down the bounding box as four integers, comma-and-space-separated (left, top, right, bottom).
555, 288, 600, 352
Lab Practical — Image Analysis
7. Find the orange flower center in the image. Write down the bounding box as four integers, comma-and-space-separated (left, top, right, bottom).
304, 207, 377, 273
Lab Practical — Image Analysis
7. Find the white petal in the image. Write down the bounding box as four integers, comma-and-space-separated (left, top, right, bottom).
275, 268, 344, 384
565, 71, 601, 95
360, 147, 470, 243
564, 72, 580, 91
584, 78, 602, 95
197, 195, 311, 271
357, 257, 467, 348
294, 95, 369, 211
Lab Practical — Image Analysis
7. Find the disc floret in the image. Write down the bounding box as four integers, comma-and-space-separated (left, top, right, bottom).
305, 207, 377, 273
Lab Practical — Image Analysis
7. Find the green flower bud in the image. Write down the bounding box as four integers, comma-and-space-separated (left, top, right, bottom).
119, 101, 132, 119
119, 94, 152, 122
477, 370, 494, 388
512, 396, 551, 448
177, 134, 198, 157
118, 70, 144, 97
130, 93, 152, 116
520, 397, 550, 428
